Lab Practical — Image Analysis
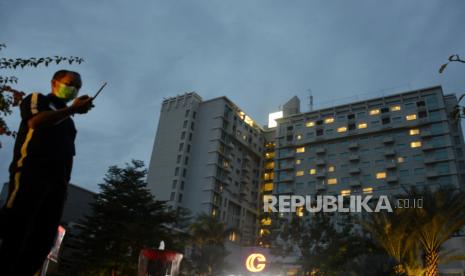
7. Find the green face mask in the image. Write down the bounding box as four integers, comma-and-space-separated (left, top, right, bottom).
55, 82, 78, 102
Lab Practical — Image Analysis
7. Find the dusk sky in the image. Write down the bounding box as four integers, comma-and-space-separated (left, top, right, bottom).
1, 0, 464, 192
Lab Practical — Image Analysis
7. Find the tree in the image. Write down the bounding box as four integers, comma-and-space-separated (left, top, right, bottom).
267, 211, 369, 276
188, 213, 233, 276
72, 160, 179, 276
363, 187, 465, 276
0, 42, 83, 148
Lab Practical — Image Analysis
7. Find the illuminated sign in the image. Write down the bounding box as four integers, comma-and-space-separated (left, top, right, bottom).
268, 111, 283, 128
245, 253, 266, 273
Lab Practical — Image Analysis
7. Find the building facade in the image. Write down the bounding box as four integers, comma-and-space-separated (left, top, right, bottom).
148, 86, 465, 246
148, 93, 265, 244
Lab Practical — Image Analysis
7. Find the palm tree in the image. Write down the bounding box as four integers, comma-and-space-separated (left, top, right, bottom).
364, 186, 465, 276
189, 214, 235, 276
409, 186, 465, 276
362, 207, 423, 275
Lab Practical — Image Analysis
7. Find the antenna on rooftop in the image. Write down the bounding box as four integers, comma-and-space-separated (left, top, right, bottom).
307, 89, 314, 111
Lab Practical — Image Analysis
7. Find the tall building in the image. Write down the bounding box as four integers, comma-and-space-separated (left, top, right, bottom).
272, 85, 465, 199
148, 93, 265, 244
148, 85, 465, 245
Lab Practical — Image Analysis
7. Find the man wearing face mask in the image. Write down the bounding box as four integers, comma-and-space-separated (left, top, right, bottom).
0, 70, 93, 275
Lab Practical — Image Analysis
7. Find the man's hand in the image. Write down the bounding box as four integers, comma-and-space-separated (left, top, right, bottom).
70, 95, 93, 114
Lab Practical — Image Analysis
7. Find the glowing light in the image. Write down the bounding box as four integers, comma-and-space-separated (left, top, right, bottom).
268, 111, 283, 128
245, 253, 267, 273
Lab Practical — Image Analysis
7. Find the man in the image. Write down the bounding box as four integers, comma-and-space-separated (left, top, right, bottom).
0, 70, 93, 275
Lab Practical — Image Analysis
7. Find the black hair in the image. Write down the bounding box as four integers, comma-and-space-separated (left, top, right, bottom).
52, 70, 81, 81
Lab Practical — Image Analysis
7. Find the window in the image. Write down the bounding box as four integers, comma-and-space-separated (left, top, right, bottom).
178, 193, 183, 203
316, 129, 324, 136
172, 180, 177, 189
309, 168, 316, 175
174, 167, 179, 176
418, 111, 427, 118
414, 168, 425, 175
170, 192, 175, 201
296, 147, 305, 153
376, 172, 386, 179
411, 141, 422, 148
347, 114, 355, 119
400, 169, 409, 177
185, 109, 190, 117
436, 162, 450, 174
390, 105, 401, 111
340, 189, 350, 196
382, 117, 391, 125
381, 107, 389, 113
363, 187, 373, 194
179, 143, 184, 151
176, 155, 181, 163
326, 129, 334, 134
328, 165, 335, 172
369, 109, 380, 115
183, 120, 188, 128
296, 134, 302, 140
406, 114, 417, 121
397, 156, 406, 163
296, 170, 305, 177
337, 126, 347, 133
358, 122, 368, 129
410, 129, 420, 135
327, 178, 338, 185
324, 117, 334, 124
263, 183, 273, 192
295, 159, 302, 165
306, 121, 315, 127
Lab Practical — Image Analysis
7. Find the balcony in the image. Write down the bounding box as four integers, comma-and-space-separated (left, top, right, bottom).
316, 159, 326, 166
316, 148, 326, 155
316, 184, 327, 191
349, 154, 360, 162
421, 130, 433, 138
349, 180, 362, 187
349, 168, 361, 175
383, 137, 395, 144
386, 163, 396, 170
387, 176, 399, 183
316, 172, 326, 179
424, 157, 436, 164
422, 144, 435, 151
384, 149, 396, 157
349, 142, 359, 149
426, 171, 439, 178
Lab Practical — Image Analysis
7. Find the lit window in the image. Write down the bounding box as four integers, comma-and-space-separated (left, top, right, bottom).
376, 172, 386, 179
409, 129, 420, 135
406, 114, 417, 121
397, 157, 405, 163
309, 168, 316, 175
261, 218, 272, 226
337, 126, 347, 133
296, 147, 305, 153
341, 189, 351, 196
297, 206, 304, 217
263, 183, 273, 192
212, 208, 217, 217
295, 159, 302, 165
358, 122, 368, 129
363, 187, 373, 194
229, 231, 237, 241
411, 141, 422, 148
265, 152, 275, 159
296, 134, 302, 140
390, 105, 401, 111
264, 162, 274, 170
327, 178, 338, 185
296, 170, 305, 177
306, 121, 315, 127
324, 117, 334, 124
328, 165, 335, 172
369, 109, 380, 115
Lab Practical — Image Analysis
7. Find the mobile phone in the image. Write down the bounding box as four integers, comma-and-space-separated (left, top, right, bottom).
92, 82, 107, 100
